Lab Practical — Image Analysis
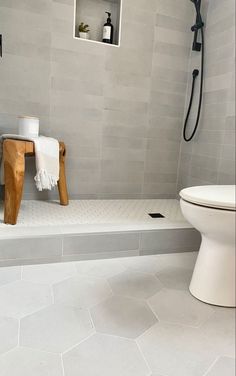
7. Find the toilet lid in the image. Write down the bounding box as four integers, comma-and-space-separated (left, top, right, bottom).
180, 185, 236, 211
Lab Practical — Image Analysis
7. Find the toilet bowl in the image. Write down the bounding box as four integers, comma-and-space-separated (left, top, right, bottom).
180, 185, 236, 307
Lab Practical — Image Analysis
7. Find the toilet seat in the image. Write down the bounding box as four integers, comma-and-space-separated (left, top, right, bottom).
180, 185, 236, 211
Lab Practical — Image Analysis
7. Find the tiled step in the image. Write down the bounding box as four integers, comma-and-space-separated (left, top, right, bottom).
0, 227, 201, 267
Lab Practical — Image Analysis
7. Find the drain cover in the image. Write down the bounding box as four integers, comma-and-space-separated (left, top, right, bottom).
148, 213, 165, 218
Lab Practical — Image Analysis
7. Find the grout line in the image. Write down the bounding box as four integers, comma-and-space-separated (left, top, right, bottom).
17, 318, 21, 347
62, 332, 95, 355
61, 354, 65, 376
135, 339, 153, 376
87, 308, 95, 331
201, 356, 220, 376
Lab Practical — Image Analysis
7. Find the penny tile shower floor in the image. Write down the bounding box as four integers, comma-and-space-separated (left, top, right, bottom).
0, 199, 190, 239
0, 252, 235, 376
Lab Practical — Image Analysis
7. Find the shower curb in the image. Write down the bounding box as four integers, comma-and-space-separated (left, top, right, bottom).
0, 227, 201, 267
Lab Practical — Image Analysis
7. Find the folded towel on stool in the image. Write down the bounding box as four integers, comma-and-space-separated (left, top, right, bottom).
0, 134, 59, 191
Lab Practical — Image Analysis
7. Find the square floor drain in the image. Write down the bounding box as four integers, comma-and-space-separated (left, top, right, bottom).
148, 213, 165, 218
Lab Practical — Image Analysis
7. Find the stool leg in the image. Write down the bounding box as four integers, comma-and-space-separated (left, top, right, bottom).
58, 142, 69, 206
4, 140, 26, 225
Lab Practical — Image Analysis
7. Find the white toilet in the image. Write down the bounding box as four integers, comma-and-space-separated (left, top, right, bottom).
180, 185, 236, 307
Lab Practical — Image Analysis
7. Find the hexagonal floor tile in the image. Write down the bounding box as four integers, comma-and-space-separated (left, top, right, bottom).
53, 275, 112, 309
121, 252, 197, 275
0, 316, 18, 355
108, 271, 163, 299
63, 333, 150, 376
0, 280, 52, 319
22, 262, 77, 284
199, 308, 236, 358
0, 266, 21, 287
137, 322, 218, 376
20, 304, 94, 353
91, 295, 157, 339
155, 252, 198, 270
75, 258, 126, 278
148, 289, 214, 327
0, 347, 63, 376
156, 267, 193, 290
205, 357, 235, 376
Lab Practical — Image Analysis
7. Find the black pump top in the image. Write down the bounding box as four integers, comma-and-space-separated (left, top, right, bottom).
105, 12, 111, 23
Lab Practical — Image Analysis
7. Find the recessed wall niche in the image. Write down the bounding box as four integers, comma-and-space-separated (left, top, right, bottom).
74, 0, 122, 46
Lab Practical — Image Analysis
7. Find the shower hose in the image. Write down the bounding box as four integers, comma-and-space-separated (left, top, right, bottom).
183, 26, 204, 142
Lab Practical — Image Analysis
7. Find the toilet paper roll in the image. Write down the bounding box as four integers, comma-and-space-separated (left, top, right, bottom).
18, 116, 39, 138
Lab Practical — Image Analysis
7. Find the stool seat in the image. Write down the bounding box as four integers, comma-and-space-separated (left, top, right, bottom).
3, 139, 69, 225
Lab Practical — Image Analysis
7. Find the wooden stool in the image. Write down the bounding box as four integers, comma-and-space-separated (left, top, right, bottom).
3, 139, 69, 225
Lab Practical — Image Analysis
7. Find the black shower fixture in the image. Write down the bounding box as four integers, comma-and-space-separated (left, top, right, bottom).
191, 0, 204, 51
183, 0, 205, 142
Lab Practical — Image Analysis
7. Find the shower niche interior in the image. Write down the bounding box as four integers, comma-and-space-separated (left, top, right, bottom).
74, 0, 122, 46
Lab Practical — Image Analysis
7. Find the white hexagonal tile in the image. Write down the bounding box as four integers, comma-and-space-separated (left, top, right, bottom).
155, 252, 198, 270
156, 267, 193, 290
199, 308, 236, 358
148, 289, 214, 327
0, 266, 21, 287
53, 275, 112, 309
121, 255, 164, 274
63, 333, 150, 376
108, 271, 163, 299
91, 295, 157, 339
0, 280, 52, 319
121, 252, 197, 275
0, 317, 18, 355
20, 304, 94, 353
137, 322, 218, 376
22, 262, 77, 284
205, 357, 235, 376
0, 347, 63, 376
75, 258, 126, 278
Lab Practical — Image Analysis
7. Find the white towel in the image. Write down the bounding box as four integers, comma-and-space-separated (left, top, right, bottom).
0, 134, 59, 191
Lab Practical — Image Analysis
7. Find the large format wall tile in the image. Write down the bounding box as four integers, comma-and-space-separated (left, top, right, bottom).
177, 0, 235, 190
63, 233, 139, 255
0, 0, 193, 199
0, 237, 62, 261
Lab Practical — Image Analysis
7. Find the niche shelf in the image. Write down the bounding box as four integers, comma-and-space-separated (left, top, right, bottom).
74, 0, 122, 47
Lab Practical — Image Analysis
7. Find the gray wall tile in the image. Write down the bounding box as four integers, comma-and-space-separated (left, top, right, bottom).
177, 0, 235, 190
0, 238, 62, 261
0, 0, 194, 199
140, 229, 201, 255
63, 233, 140, 255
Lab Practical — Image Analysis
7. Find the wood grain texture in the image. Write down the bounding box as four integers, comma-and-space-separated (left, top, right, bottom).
58, 142, 69, 206
3, 140, 26, 225
3, 139, 69, 225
